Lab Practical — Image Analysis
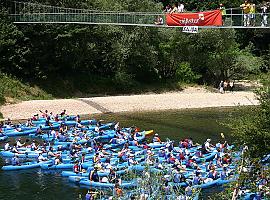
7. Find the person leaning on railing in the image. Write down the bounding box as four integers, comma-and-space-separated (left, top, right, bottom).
250, 2, 256, 26
154, 15, 164, 25
219, 4, 226, 26
240, 0, 251, 26
261, 3, 269, 27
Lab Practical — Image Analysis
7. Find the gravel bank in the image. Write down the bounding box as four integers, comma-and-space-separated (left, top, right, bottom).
0, 87, 259, 120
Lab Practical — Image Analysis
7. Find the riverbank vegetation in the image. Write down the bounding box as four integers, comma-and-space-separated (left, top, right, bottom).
0, 0, 269, 100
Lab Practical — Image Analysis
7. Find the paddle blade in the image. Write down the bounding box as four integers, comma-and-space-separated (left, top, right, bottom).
220, 133, 225, 139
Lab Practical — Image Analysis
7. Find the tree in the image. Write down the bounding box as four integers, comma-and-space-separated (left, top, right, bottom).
229, 75, 270, 158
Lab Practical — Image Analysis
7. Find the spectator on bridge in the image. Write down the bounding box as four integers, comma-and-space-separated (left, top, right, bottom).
177, 2, 185, 13
164, 5, 172, 13
154, 16, 164, 25
261, 3, 269, 27
170, 3, 178, 14
219, 4, 226, 26
240, 0, 251, 26
250, 2, 256, 26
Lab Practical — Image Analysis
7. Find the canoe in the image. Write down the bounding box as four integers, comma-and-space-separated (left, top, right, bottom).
5, 129, 37, 137
40, 160, 96, 170
0, 135, 8, 141
0, 151, 47, 158
40, 163, 75, 170
2, 160, 52, 171
69, 176, 137, 189
61, 168, 127, 177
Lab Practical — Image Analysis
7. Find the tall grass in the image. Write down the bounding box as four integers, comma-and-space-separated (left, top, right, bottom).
0, 72, 52, 119
0, 73, 52, 101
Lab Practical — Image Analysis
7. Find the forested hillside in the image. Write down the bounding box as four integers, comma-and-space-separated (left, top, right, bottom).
0, 0, 269, 98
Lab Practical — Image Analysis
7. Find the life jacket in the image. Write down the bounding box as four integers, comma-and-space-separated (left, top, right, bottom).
153, 137, 161, 143
109, 171, 116, 183
111, 138, 117, 144
168, 157, 176, 164
168, 144, 174, 152
173, 173, 181, 183
182, 141, 188, 148
158, 151, 166, 157
85, 193, 92, 200
73, 164, 79, 173
208, 171, 218, 180
179, 153, 185, 160
220, 171, 226, 180
193, 176, 200, 185
93, 156, 100, 163
11, 157, 18, 166
115, 188, 122, 196
91, 171, 99, 182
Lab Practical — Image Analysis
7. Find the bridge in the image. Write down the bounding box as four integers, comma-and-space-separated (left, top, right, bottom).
1, 1, 270, 28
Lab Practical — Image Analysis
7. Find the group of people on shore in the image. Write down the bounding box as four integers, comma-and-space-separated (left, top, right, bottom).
219, 80, 235, 94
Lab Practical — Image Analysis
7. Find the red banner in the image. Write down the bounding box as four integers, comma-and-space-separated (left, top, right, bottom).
166, 10, 222, 26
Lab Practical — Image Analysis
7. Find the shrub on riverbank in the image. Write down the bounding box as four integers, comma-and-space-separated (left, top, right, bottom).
0, 73, 52, 101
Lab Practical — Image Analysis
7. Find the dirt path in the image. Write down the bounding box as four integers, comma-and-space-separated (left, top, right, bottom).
0, 87, 259, 120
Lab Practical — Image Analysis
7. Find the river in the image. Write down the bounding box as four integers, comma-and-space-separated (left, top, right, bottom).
0, 107, 250, 200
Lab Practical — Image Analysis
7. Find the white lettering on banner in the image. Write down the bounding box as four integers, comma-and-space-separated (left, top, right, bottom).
182, 26, 199, 33
178, 13, 205, 25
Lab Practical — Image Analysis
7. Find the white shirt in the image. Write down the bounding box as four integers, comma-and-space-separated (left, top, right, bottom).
94, 126, 99, 132
178, 4, 184, 12
38, 154, 46, 162
205, 142, 210, 150
51, 130, 56, 136
4, 143, 10, 151
16, 141, 24, 147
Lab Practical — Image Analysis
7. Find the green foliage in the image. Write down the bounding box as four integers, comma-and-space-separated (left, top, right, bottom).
0, 73, 52, 101
0, 0, 269, 98
114, 70, 137, 90
0, 92, 4, 119
0, 93, 5, 105
175, 62, 200, 83
229, 78, 270, 158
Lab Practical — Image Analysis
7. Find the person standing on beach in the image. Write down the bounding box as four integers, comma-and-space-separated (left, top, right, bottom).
219, 81, 224, 94
224, 80, 228, 93
229, 81, 235, 92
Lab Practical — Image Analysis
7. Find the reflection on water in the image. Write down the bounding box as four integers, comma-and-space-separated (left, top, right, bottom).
0, 107, 251, 200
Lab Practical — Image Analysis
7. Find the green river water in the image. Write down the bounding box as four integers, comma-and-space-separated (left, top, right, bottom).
0, 107, 251, 200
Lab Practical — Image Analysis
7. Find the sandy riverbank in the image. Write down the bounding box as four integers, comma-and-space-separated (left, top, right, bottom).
0, 87, 259, 120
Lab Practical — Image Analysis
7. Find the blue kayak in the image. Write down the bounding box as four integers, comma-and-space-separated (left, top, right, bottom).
0, 135, 8, 141
2, 160, 52, 171
5, 129, 37, 137
69, 176, 137, 189
0, 151, 47, 158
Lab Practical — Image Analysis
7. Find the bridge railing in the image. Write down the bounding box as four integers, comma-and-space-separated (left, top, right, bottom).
10, 12, 270, 28
2, 1, 270, 28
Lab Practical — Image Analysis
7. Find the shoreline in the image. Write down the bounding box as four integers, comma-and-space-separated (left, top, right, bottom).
0, 87, 259, 120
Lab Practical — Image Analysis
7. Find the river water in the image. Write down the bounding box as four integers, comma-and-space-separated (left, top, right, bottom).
0, 107, 247, 200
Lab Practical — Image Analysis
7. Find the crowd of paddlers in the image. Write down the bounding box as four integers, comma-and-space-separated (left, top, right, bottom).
0, 110, 269, 199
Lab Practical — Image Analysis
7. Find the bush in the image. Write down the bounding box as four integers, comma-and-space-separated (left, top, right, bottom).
175, 62, 201, 83
0, 93, 4, 119
0, 73, 52, 101
0, 93, 5, 105
114, 71, 137, 91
